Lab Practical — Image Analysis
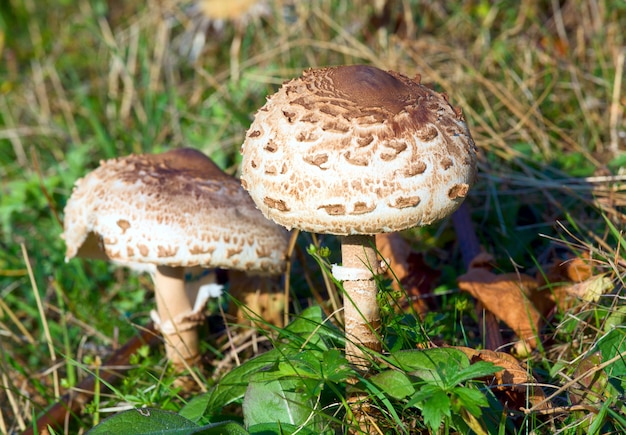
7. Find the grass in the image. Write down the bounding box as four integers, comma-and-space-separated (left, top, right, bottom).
1, 0, 625, 433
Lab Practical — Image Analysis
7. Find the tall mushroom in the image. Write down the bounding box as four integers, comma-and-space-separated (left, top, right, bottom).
240, 65, 477, 368
62, 148, 289, 369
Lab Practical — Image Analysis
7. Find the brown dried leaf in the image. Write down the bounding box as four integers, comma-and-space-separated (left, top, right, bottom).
376, 233, 440, 315
568, 351, 606, 405
565, 275, 614, 302
460, 253, 599, 352
545, 256, 593, 283
455, 346, 551, 411
458, 267, 542, 349
468, 252, 497, 270
376, 233, 411, 279
537, 254, 595, 312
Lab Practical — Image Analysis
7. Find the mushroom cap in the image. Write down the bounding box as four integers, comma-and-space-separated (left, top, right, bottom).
62, 148, 289, 275
197, 0, 268, 21
240, 65, 478, 235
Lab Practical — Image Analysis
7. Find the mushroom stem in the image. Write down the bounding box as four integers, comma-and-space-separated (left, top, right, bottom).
338, 235, 382, 369
154, 265, 199, 369
228, 270, 285, 329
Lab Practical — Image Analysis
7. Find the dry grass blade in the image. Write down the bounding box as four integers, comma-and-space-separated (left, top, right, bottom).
21, 243, 60, 399
1, 371, 27, 432
0, 297, 35, 345
483, 173, 626, 210
608, 48, 624, 155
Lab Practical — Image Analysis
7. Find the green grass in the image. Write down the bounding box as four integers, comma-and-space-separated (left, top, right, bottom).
1, 0, 625, 433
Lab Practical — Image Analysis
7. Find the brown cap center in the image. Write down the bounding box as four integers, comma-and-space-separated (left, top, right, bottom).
328, 65, 413, 114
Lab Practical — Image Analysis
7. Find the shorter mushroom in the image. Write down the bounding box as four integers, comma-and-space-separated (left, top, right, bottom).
62, 148, 289, 369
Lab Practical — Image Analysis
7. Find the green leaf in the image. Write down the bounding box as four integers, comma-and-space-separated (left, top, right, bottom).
87, 408, 199, 434
202, 349, 281, 417
283, 306, 324, 336
390, 348, 470, 386
595, 327, 626, 393
278, 306, 341, 351
179, 394, 213, 424
90, 408, 250, 435
418, 389, 451, 432
604, 306, 626, 332
247, 422, 322, 435
406, 383, 440, 408
194, 421, 250, 435
248, 422, 323, 435
321, 349, 352, 383
451, 386, 488, 416
243, 377, 320, 430
596, 328, 626, 377
369, 370, 415, 400
447, 361, 500, 386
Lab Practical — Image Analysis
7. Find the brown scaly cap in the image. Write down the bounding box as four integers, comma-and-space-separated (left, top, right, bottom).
62, 148, 289, 274
241, 64, 478, 235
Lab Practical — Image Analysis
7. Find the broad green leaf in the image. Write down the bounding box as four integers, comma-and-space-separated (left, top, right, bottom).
283, 306, 324, 336
596, 328, 626, 377
405, 383, 442, 408
243, 377, 320, 430
418, 389, 451, 432
251, 350, 326, 384
321, 349, 352, 383
369, 370, 415, 400
267, 348, 351, 385
322, 349, 354, 383
279, 306, 342, 351
447, 361, 500, 386
604, 306, 626, 332
247, 422, 321, 434
451, 386, 488, 416
87, 408, 198, 434
179, 394, 213, 424
252, 362, 315, 383
201, 349, 281, 417
194, 421, 250, 435
390, 348, 470, 385
285, 349, 324, 375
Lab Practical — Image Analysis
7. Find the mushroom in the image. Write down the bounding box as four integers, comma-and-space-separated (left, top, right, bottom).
62, 148, 289, 369
178, 0, 270, 75
240, 65, 477, 368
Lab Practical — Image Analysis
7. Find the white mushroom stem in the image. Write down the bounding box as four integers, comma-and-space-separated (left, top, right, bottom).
336, 235, 382, 369
153, 265, 200, 368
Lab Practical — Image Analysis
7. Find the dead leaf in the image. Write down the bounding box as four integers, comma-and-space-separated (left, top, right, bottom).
458, 267, 543, 349
376, 233, 440, 316
565, 275, 614, 302
560, 256, 593, 282
537, 254, 595, 311
455, 346, 551, 411
376, 232, 412, 279
468, 252, 497, 270
568, 351, 606, 405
